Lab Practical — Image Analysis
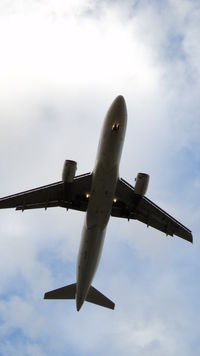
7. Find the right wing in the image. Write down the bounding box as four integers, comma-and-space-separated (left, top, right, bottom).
0, 173, 92, 212
112, 178, 193, 243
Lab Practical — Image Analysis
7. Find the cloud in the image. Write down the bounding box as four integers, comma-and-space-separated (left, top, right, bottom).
0, 0, 200, 355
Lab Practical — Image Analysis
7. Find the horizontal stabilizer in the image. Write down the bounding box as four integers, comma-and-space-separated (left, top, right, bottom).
44, 283, 115, 310
44, 283, 76, 299
86, 286, 115, 310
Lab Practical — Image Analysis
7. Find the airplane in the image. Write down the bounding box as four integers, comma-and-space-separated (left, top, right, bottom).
0, 95, 193, 311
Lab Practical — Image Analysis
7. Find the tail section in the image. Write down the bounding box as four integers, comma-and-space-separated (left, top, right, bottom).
86, 286, 115, 310
44, 283, 115, 310
44, 283, 76, 299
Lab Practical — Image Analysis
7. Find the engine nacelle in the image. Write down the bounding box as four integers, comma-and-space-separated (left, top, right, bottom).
62, 160, 77, 183
134, 173, 149, 196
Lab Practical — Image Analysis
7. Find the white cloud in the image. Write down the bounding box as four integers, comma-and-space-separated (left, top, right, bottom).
0, 0, 200, 355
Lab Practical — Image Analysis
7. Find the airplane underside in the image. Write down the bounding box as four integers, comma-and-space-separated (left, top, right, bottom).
0, 95, 193, 311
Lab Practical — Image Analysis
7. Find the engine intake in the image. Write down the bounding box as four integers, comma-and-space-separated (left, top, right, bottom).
62, 160, 77, 183
134, 173, 149, 196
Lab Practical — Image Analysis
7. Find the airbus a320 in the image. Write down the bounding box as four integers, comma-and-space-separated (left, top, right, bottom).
0, 96, 193, 311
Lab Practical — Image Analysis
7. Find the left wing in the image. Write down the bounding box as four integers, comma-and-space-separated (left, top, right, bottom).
0, 173, 92, 212
111, 178, 193, 243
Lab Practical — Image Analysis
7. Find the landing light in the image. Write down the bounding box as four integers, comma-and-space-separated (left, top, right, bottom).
113, 198, 117, 203
86, 193, 90, 199
112, 123, 120, 131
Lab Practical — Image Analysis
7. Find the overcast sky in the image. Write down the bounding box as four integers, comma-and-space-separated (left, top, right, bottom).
0, 0, 200, 355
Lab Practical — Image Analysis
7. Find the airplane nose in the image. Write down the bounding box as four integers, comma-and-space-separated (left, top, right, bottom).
110, 95, 127, 120
113, 95, 126, 111
115, 95, 125, 107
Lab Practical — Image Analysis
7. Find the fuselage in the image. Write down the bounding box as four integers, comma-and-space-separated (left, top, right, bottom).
76, 95, 127, 311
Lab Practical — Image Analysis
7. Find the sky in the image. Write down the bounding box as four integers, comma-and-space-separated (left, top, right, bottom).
0, 0, 200, 355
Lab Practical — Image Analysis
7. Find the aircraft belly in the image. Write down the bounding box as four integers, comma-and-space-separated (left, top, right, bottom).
76, 95, 127, 309
76, 223, 106, 301
86, 163, 119, 229
76, 163, 119, 302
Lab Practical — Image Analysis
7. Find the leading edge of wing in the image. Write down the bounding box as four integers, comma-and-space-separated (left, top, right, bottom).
0, 172, 92, 211
113, 178, 193, 243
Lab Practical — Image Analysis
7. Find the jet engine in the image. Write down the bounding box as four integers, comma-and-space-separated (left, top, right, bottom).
62, 160, 77, 183
134, 173, 149, 196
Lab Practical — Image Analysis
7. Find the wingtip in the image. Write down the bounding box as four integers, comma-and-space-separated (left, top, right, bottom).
186, 233, 193, 244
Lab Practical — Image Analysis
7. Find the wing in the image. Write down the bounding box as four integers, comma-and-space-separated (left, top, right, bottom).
0, 173, 92, 212
111, 178, 193, 243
